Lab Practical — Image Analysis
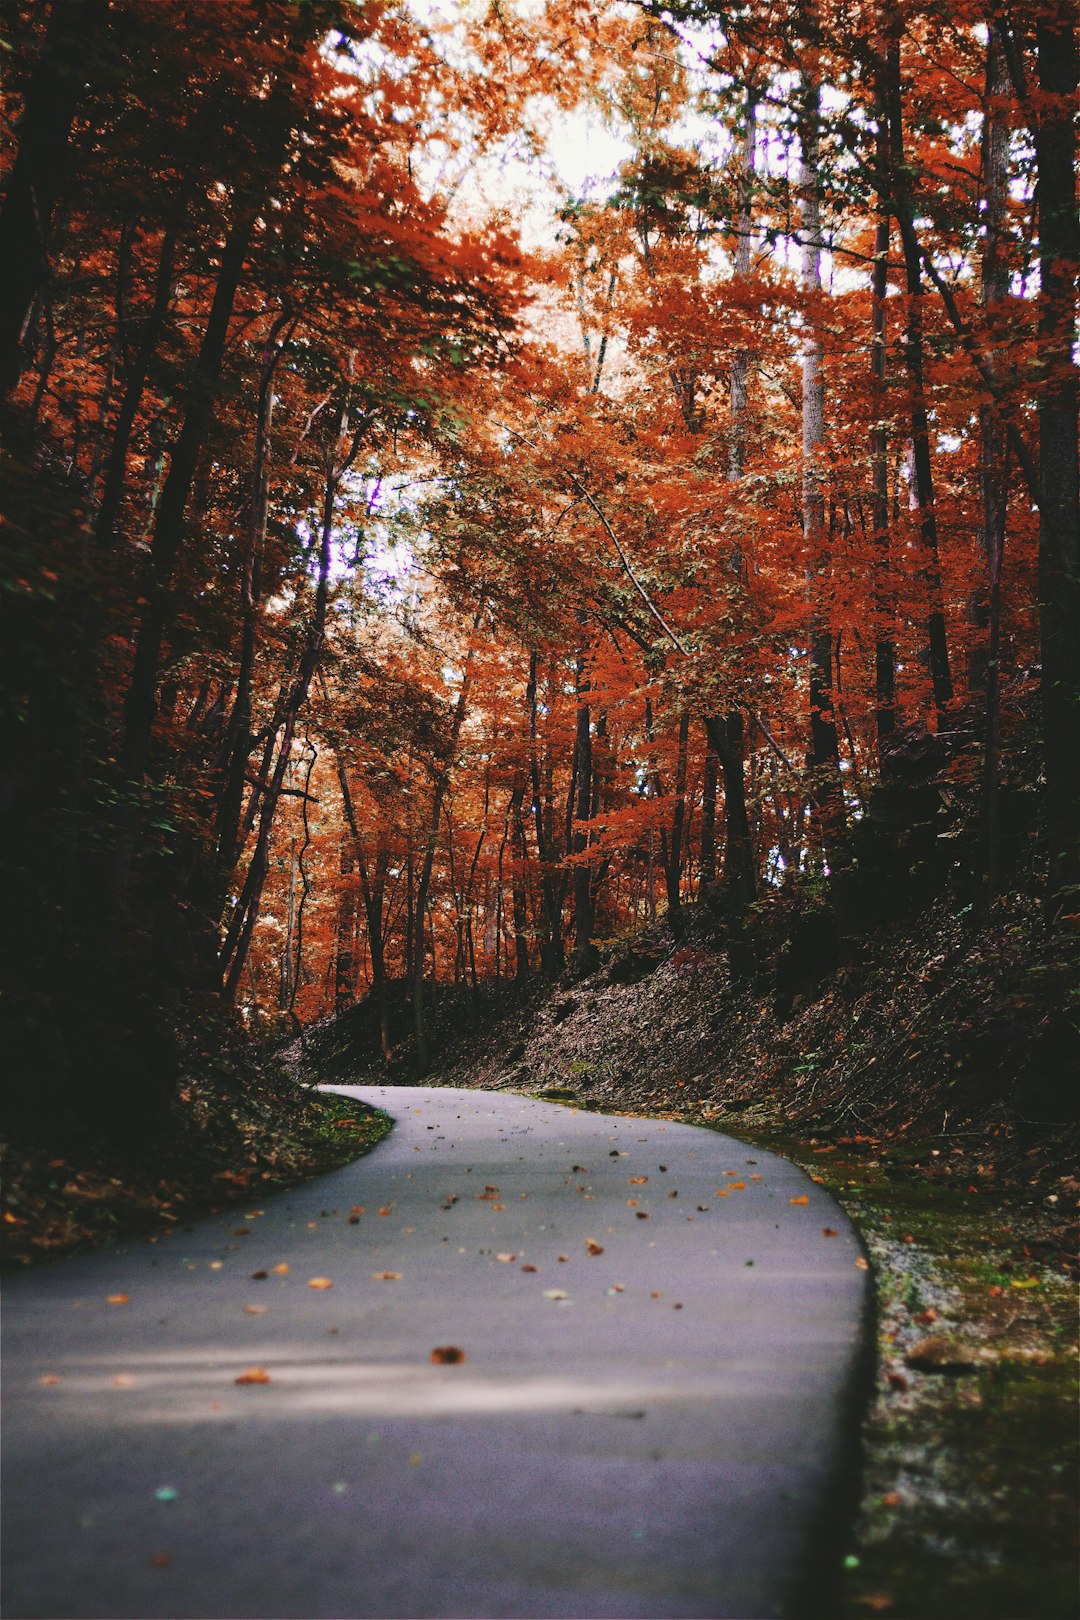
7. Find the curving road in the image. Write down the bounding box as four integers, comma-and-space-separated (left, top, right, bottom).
1, 1086, 870, 1620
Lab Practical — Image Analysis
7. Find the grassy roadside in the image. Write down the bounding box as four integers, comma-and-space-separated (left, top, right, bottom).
1, 1078, 392, 1272
531, 1086, 1078, 1620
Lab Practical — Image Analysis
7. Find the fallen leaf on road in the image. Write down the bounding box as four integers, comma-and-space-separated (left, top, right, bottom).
235, 1368, 271, 1385
629, 1176, 648, 1185
378, 1207, 392, 1216
543, 1288, 569, 1300
39, 1374, 62, 1386
789, 1196, 810, 1206
611, 1283, 625, 1291
107, 1294, 129, 1305
823, 1227, 838, 1237
728, 1181, 746, 1190
373, 1271, 401, 1281
635, 1211, 650, 1219
586, 1239, 604, 1255
495, 1253, 516, 1262
408, 1453, 422, 1465
558, 1254, 569, 1261
650, 1291, 662, 1298
232, 1227, 250, 1236
250, 1270, 268, 1280
350, 1207, 364, 1214
430, 1346, 465, 1364
714, 1189, 729, 1197
113, 1375, 134, 1386
697, 1205, 709, 1212
308, 1277, 333, 1290
521, 1263, 537, 1272
348, 1216, 360, 1225
272, 1263, 289, 1275
209, 1260, 224, 1270
855, 1257, 869, 1271
243, 1305, 267, 1315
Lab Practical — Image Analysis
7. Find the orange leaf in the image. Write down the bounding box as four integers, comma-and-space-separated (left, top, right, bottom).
585, 1239, 604, 1255
234, 1367, 271, 1385
430, 1346, 465, 1364
373, 1271, 401, 1281
308, 1277, 333, 1290
107, 1294, 129, 1305
271, 1263, 289, 1275
789, 1195, 810, 1205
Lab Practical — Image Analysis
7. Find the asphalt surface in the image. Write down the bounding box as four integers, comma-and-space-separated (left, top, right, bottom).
2, 1086, 871, 1620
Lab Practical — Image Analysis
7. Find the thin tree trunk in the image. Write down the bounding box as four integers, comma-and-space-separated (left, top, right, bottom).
413, 645, 475, 1072
1036, 7, 1080, 918
871, 60, 897, 742
94, 229, 178, 550
572, 651, 598, 975
884, 39, 954, 718
800, 70, 846, 858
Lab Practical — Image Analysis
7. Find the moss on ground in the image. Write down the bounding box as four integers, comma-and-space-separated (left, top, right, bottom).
700, 1112, 1078, 1620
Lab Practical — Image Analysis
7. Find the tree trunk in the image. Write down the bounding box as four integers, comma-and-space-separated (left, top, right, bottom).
413, 646, 475, 1072
1036, 8, 1080, 918
800, 71, 846, 859
572, 652, 598, 975
871, 61, 897, 743
94, 229, 178, 550
0, 0, 108, 392
884, 40, 954, 719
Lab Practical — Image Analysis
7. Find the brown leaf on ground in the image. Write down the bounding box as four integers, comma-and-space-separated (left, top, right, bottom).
789, 1195, 810, 1205
585, 1239, 603, 1255
373, 1271, 401, 1281
107, 1294, 129, 1305
430, 1346, 466, 1364
250, 1270, 269, 1279
378, 1207, 392, 1216
39, 1374, 62, 1386
521, 1263, 537, 1272
635, 1211, 650, 1219
629, 1176, 648, 1185
823, 1227, 838, 1237
243, 1305, 268, 1315
272, 1263, 289, 1275
234, 1367, 271, 1384
855, 1257, 869, 1270
307, 1277, 333, 1290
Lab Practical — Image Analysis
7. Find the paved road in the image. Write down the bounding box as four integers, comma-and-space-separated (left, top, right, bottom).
2, 1086, 870, 1620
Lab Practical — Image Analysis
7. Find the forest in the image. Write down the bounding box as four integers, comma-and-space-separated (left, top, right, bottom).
2, 0, 1077, 1136
2, 3, 1078, 1616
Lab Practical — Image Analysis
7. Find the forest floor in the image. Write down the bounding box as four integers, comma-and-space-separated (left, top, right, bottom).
0, 1071, 391, 1273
